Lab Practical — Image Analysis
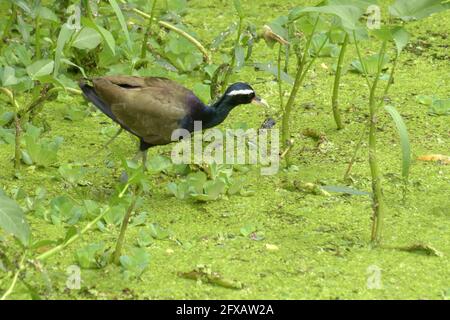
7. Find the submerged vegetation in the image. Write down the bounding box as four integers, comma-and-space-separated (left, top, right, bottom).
0, 0, 449, 299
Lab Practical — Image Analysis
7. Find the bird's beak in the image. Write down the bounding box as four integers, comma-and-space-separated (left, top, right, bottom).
251, 96, 269, 108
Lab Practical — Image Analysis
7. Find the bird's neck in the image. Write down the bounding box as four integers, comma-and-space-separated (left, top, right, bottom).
201, 96, 236, 129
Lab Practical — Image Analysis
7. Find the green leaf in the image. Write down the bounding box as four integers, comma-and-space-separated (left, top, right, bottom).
400, 243, 444, 257
75, 243, 107, 269
192, 83, 211, 103
0, 195, 31, 246
211, 22, 237, 49
0, 111, 14, 126
321, 185, 371, 196
289, 5, 365, 30
58, 164, 87, 184
165, 0, 187, 13
254, 62, 294, 85
137, 229, 153, 247
233, 0, 244, 18
26, 59, 54, 79
392, 27, 410, 56
322, 0, 378, 9
147, 155, 173, 173
1, 66, 19, 86
14, 0, 32, 15
234, 45, 245, 70
415, 94, 434, 105
54, 24, 74, 76
63, 226, 78, 244
204, 180, 226, 198
428, 99, 450, 116
24, 125, 63, 167
108, 0, 132, 51
149, 223, 170, 240
389, 0, 450, 22
240, 224, 257, 237
310, 33, 339, 57
72, 27, 102, 50
60, 59, 87, 78
372, 26, 410, 56
83, 17, 116, 55
187, 172, 207, 194
384, 105, 411, 179
350, 53, 389, 75
38, 7, 58, 22
119, 247, 150, 279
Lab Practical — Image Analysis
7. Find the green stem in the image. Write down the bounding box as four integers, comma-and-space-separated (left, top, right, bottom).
353, 31, 372, 88
140, 0, 157, 60
331, 33, 348, 130
277, 43, 284, 110
368, 41, 387, 245
35, 14, 41, 59
281, 18, 323, 165
25, 87, 81, 118
35, 173, 132, 262
113, 187, 141, 264
344, 53, 399, 180
13, 114, 21, 170
36, 207, 110, 261
0, 88, 22, 169
343, 122, 368, 180
1, 4, 16, 44
1, 250, 27, 300
221, 16, 243, 93
119, 1, 211, 63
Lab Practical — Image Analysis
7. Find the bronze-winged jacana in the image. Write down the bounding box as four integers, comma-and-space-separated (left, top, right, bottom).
79, 76, 267, 167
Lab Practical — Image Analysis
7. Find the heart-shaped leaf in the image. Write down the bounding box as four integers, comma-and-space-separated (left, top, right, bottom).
71, 27, 102, 50
1, 66, 19, 86
26, 59, 54, 79
389, 0, 450, 22
0, 195, 31, 246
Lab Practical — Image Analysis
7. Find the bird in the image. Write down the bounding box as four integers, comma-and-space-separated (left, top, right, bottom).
79, 76, 267, 168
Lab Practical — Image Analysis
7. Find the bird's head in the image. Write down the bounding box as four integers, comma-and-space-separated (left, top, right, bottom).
224, 82, 268, 108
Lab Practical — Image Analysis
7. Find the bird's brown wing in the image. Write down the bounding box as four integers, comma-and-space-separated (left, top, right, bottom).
92, 76, 197, 145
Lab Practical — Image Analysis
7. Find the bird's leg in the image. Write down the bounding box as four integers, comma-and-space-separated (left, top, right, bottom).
88, 127, 123, 159
142, 149, 148, 172
104, 127, 123, 149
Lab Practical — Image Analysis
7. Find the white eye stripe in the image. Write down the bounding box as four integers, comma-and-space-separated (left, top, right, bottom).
227, 89, 254, 96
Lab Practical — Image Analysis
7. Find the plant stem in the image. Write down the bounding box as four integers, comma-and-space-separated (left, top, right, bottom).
281, 18, 322, 165
36, 207, 110, 261
113, 187, 141, 264
35, 14, 41, 59
14, 114, 21, 169
344, 52, 399, 180
1, 4, 16, 44
343, 121, 368, 180
0, 88, 22, 169
118, 0, 211, 63
368, 41, 387, 244
1, 250, 27, 300
25, 87, 81, 118
221, 16, 243, 93
331, 33, 348, 130
140, 0, 157, 60
277, 43, 284, 110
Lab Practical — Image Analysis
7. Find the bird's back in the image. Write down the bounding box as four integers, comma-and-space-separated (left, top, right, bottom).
80, 76, 206, 145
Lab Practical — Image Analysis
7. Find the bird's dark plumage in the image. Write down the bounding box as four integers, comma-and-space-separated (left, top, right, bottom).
79, 76, 262, 153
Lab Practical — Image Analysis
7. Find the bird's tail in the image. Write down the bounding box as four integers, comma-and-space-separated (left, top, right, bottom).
78, 80, 117, 122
